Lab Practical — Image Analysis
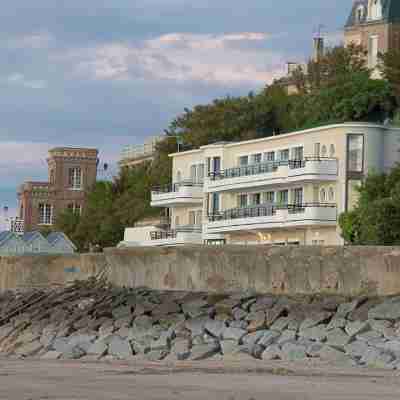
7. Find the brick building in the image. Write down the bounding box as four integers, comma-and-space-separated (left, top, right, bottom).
345, 0, 400, 74
18, 147, 98, 232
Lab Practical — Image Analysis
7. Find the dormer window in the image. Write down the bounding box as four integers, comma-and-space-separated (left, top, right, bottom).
368, 0, 383, 20
356, 5, 365, 23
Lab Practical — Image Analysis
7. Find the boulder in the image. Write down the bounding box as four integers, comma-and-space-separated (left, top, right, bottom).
258, 330, 281, 347
261, 344, 282, 360
299, 312, 331, 331
185, 316, 210, 337
345, 321, 370, 338
280, 343, 307, 361
361, 348, 395, 369
169, 339, 191, 360
15, 340, 43, 357
299, 325, 327, 342
204, 319, 226, 338
40, 351, 62, 360
326, 329, 352, 349
189, 343, 220, 361
87, 340, 108, 356
222, 327, 247, 342
344, 340, 370, 359
326, 318, 346, 331
108, 337, 133, 359
368, 298, 400, 321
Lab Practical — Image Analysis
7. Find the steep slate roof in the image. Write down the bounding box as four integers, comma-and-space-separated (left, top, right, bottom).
47, 232, 77, 251
345, 0, 400, 27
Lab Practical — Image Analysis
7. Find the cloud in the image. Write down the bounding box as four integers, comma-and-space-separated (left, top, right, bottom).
66, 32, 286, 86
6, 73, 47, 89
5, 32, 55, 49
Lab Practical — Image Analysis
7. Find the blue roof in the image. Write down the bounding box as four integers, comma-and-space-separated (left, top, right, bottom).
22, 231, 45, 244
47, 232, 77, 250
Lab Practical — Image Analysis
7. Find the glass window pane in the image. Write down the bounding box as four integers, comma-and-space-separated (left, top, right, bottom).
239, 156, 249, 166
348, 135, 364, 172
265, 151, 275, 162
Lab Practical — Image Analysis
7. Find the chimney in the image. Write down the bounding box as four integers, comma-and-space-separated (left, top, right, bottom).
313, 37, 324, 62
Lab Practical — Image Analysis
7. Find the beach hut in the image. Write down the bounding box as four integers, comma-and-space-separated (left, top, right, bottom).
47, 232, 77, 254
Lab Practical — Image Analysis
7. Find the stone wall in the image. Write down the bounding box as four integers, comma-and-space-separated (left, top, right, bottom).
0, 246, 400, 296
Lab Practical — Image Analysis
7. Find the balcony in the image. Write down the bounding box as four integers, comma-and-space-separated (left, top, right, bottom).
206, 158, 338, 193
119, 225, 203, 248
206, 203, 337, 234
151, 182, 204, 207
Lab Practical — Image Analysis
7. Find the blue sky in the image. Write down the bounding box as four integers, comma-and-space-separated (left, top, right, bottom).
0, 0, 351, 218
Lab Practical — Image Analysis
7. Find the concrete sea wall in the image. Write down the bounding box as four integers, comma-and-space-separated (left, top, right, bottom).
0, 245, 400, 296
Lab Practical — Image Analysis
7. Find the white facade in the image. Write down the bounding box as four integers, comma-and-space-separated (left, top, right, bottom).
120, 123, 400, 248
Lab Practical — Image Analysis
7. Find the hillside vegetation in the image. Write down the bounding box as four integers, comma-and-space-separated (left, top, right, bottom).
54, 45, 400, 250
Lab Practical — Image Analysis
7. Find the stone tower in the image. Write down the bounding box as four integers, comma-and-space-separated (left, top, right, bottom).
18, 147, 98, 232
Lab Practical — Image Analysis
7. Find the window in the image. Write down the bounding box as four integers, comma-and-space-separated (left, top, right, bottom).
212, 193, 220, 213
50, 169, 55, 185
278, 190, 289, 205
329, 144, 336, 157
356, 5, 365, 22
368, 35, 379, 68
67, 203, 82, 215
190, 164, 205, 183
369, 0, 382, 20
320, 188, 327, 202
252, 153, 262, 164
69, 167, 82, 190
239, 155, 249, 166
328, 187, 335, 201
263, 191, 275, 204
189, 211, 196, 225
198, 164, 205, 182
321, 145, 327, 157
196, 210, 203, 225
190, 165, 197, 182
250, 193, 261, 206
39, 204, 52, 225
212, 157, 221, 174
264, 151, 275, 162
175, 215, 180, 227
292, 146, 304, 161
348, 135, 364, 173
238, 194, 248, 208
293, 188, 303, 205
279, 149, 289, 161
314, 143, 321, 157
176, 170, 182, 183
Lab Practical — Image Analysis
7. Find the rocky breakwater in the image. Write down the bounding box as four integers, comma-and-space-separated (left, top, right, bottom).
1, 280, 400, 369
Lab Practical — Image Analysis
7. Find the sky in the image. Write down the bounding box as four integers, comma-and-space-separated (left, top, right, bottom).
0, 0, 351, 220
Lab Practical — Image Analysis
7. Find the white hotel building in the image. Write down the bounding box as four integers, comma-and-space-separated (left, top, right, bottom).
120, 123, 400, 247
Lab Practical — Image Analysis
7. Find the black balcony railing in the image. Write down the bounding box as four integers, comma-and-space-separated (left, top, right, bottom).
150, 230, 177, 241
208, 158, 337, 181
152, 181, 203, 195
208, 202, 336, 222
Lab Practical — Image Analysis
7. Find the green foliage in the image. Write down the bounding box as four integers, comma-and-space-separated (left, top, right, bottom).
60, 45, 400, 250
339, 165, 400, 245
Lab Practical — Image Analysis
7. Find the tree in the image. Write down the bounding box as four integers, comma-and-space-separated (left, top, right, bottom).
339, 165, 400, 245
380, 49, 400, 105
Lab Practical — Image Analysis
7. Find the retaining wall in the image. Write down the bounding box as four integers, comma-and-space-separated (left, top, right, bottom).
0, 246, 400, 295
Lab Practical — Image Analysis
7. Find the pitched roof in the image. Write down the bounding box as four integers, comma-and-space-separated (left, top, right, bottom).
47, 232, 77, 250
346, 0, 400, 28
22, 231, 45, 244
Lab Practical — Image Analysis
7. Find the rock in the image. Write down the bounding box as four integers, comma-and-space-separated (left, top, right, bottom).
52, 337, 70, 353
280, 343, 307, 361
114, 316, 133, 329
214, 298, 240, 315
15, 340, 43, 357
41, 351, 62, 360
299, 325, 327, 342
348, 299, 380, 322
108, 337, 133, 359
152, 302, 181, 316
145, 349, 169, 361
250, 296, 276, 312
247, 313, 266, 332
185, 316, 209, 337
361, 348, 395, 369
131, 339, 151, 355
258, 330, 281, 347
271, 317, 292, 332
262, 344, 281, 360
368, 319, 393, 334
242, 331, 267, 347
169, 339, 191, 360
381, 340, 400, 353
245, 310, 265, 322
222, 327, 247, 342
299, 312, 331, 331
277, 330, 297, 345
87, 340, 108, 356
345, 321, 370, 337
368, 298, 400, 321
356, 330, 382, 342
134, 315, 153, 329
336, 300, 361, 318
112, 306, 132, 320
265, 306, 287, 327
204, 319, 226, 338
326, 329, 352, 349
189, 343, 220, 361
182, 299, 209, 317
306, 343, 324, 358
233, 308, 248, 321
220, 340, 240, 356
319, 345, 350, 363
151, 330, 173, 351
62, 346, 86, 360
326, 318, 346, 331
98, 324, 115, 338
229, 320, 248, 330
344, 340, 370, 359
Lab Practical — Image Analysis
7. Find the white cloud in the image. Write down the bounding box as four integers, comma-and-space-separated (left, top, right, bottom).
6, 73, 47, 89
6, 32, 55, 49
63, 32, 286, 86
